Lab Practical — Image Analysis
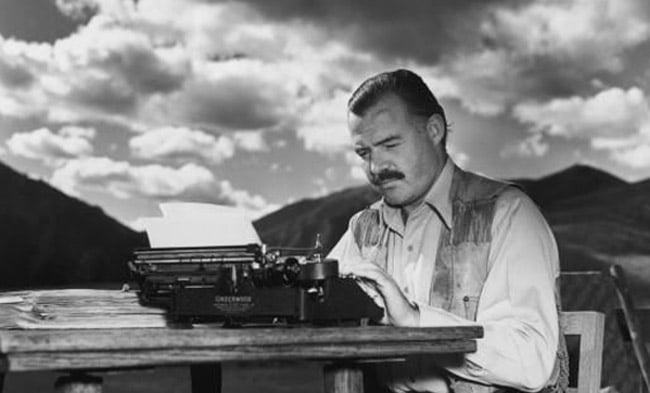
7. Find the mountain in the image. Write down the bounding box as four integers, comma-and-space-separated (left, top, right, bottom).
2, 159, 648, 299
511, 164, 628, 208
254, 185, 380, 249
0, 162, 147, 289
254, 164, 650, 303
255, 164, 636, 255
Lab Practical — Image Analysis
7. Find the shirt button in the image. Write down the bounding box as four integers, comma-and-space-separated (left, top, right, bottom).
407, 245, 413, 252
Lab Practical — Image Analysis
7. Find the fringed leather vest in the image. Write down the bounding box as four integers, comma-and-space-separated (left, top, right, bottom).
352, 166, 568, 393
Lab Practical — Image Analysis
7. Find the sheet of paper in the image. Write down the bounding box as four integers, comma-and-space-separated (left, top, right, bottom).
159, 202, 250, 218
0, 296, 23, 304
142, 203, 261, 247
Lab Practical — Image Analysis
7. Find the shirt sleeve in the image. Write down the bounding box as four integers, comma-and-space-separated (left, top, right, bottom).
418, 189, 560, 392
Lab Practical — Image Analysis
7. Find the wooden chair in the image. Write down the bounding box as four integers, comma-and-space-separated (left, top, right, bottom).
608, 264, 650, 393
561, 311, 606, 393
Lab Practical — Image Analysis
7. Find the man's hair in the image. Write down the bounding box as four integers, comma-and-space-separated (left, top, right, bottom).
348, 69, 447, 131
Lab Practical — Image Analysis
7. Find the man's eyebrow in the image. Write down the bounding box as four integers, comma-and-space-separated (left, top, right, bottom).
372, 135, 401, 146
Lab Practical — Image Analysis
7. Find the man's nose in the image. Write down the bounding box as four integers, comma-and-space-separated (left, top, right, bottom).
368, 151, 387, 175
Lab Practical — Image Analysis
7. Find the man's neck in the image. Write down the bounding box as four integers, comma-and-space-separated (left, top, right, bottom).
398, 154, 449, 224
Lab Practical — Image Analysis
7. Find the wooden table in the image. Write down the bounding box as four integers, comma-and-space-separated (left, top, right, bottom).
0, 290, 483, 393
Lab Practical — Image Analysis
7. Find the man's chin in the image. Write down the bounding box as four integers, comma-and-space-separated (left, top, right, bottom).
381, 192, 408, 208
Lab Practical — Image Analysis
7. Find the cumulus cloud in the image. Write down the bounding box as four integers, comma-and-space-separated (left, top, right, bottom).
152, 62, 298, 131
219, 0, 650, 116
49, 157, 271, 211
0, 15, 190, 125
514, 86, 650, 168
609, 144, 650, 168
233, 131, 268, 152
431, 0, 650, 115
482, 0, 650, 73
6, 126, 95, 164
437, 0, 650, 115
344, 151, 367, 182
129, 126, 269, 164
0, 55, 34, 88
513, 87, 650, 138
219, 0, 501, 64
500, 134, 550, 158
448, 145, 471, 167
129, 127, 236, 164
296, 90, 351, 154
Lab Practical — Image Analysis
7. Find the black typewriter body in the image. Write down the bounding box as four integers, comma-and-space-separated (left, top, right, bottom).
129, 244, 383, 325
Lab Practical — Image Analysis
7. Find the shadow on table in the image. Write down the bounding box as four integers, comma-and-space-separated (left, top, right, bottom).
3, 362, 324, 393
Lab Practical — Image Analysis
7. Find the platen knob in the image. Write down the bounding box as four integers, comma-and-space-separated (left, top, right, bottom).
298, 258, 339, 281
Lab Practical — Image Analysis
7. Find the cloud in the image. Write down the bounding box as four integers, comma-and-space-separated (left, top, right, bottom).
513, 86, 650, 168
49, 157, 271, 211
129, 127, 268, 165
448, 146, 471, 167
500, 134, 550, 158
609, 144, 650, 168
6, 126, 95, 164
481, 0, 650, 73
0, 55, 34, 88
233, 131, 268, 152
221, 0, 650, 117
0, 0, 391, 149
344, 151, 366, 182
513, 87, 650, 138
129, 126, 236, 164
0, 16, 190, 125
153, 62, 298, 131
437, 0, 650, 115
296, 90, 351, 154
221, 0, 502, 63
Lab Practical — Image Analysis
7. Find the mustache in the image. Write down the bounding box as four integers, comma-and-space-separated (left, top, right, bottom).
370, 169, 405, 185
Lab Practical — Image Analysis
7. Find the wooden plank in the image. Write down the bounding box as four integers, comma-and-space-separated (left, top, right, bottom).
0, 326, 482, 353
3, 340, 476, 371
609, 265, 650, 393
561, 311, 605, 393
324, 364, 363, 393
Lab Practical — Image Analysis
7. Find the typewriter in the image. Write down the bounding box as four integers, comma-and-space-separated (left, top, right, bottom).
128, 237, 383, 325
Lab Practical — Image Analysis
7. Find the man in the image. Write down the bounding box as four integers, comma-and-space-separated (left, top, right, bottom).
328, 69, 567, 393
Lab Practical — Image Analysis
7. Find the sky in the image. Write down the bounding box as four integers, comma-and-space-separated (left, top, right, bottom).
0, 0, 649, 228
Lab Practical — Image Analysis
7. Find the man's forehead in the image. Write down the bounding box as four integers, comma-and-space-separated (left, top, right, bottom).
349, 107, 393, 130
349, 115, 403, 150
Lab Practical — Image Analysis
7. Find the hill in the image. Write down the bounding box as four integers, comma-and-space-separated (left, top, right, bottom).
0, 162, 147, 289
254, 185, 380, 250
255, 164, 637, 255
511, 164, 628, 208
2, 160, 648, 299
254, 164, 650, 302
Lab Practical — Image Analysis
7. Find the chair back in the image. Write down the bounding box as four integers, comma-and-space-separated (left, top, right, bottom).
608, 264, 650, 393
561, 311, 605, 393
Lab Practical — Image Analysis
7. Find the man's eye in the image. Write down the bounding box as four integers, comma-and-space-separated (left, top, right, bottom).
385, 143, 398, 149
356, 150, 369, 159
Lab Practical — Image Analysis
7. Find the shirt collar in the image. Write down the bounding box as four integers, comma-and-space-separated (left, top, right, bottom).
376, 157, 455, 235
424, 157, 454, 230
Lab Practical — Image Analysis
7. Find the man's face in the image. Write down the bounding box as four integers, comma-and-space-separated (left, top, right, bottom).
349, 94, 444, 212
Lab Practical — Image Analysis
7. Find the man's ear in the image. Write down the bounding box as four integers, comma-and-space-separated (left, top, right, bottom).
425, 114, 445, 144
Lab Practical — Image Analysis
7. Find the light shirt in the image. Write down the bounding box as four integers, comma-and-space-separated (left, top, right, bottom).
328, 158, 560, 393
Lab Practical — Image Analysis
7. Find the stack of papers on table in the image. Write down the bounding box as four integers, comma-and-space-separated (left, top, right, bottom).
0, 289, 168, 329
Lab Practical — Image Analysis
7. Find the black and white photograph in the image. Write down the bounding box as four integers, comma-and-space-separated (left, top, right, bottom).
0, 0, 649, 392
